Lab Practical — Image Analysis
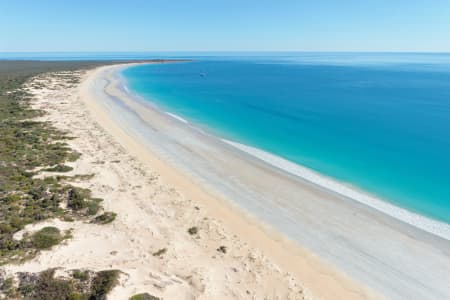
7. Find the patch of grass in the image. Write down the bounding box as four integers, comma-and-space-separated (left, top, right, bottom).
130, 293, 160, 300
69, 293, 87, 300
43, 164, 73, 173
58, 173, 95, 182
31, 226, 62, 249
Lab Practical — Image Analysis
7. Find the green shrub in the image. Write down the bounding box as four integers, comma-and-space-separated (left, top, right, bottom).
130, 293, 160, 300
87, 199, 102, 215
18, 283, 34, 295
34, 269, 74, 300
90, 270, 120, 300
72, 269, 89, 281
0, 276, 16, 297
14, 267, 122, 300
63, 215, 75, 222
31, 226, 62, 249
69, 292, 88, 300
0, 222, 14, 234
93, 212, 116, 224
67, 188, 88, 210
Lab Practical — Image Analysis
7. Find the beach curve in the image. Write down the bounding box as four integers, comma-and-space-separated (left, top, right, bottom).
85, 63, 381, 299
80, 62, 450, 299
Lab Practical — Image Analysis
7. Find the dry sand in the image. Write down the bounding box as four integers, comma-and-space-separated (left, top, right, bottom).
3, 65, 379, 299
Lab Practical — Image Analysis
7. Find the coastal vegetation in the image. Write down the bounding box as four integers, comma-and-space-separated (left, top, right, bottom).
187, 226, 198, 235
43, 164, 74, 173
129, 293, 160, 300
31, 226, 64, 250
152, 248, 167, 257
92, 212, 117, 225
217, 245, 227, 254
0, 61, 120, 265
0, 61, 123, 299
0, 268, 120, 300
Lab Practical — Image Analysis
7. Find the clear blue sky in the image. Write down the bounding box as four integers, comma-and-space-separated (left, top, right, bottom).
1, 0, 449, 52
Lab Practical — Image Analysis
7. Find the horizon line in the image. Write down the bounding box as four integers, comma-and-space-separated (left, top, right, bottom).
1, 50, 450, 54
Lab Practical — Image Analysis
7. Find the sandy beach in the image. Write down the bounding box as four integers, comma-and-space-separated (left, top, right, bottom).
99, 63, 450, 299
4, 62, 450, 299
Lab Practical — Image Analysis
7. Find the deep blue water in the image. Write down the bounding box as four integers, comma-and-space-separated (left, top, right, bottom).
122, 53, 450, 224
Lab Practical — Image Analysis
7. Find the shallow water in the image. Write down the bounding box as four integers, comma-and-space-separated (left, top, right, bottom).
121, 53, 450, 224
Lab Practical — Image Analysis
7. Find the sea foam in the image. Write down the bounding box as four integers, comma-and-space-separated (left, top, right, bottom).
223, 139, 450, 241
166, 112, 189, 124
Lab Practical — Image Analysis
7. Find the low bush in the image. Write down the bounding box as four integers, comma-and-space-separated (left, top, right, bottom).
31, 226, 62, 249
93, 212, 116, 224
90, 270, 120, 300
32, 269, 74, 300
130, 293, 160, 300
87, 199, 103, 216
0, 276, 16, 298
187, 226, 198, 235
72, 269, 89, 281
152, 248, 167, 257
10, 267, 120, 300
217, 246, 227, 254
67, 187, 89, 210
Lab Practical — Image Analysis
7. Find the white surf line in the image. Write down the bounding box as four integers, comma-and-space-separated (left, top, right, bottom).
166, 112, 189, 124
223, 139, 450, 241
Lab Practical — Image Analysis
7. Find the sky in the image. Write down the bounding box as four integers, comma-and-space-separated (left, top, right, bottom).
1, 0, 449, 52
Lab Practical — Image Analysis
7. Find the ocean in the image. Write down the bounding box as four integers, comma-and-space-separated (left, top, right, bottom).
120, 53, 450, 226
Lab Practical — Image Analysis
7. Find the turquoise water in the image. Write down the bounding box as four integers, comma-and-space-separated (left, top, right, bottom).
121, 53, 450, 224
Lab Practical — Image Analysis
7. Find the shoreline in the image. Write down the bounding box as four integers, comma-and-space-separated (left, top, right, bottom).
222, 140, 450, 240
90, 63, 450, 299
119, 63, 450, 240
85, 64, 380, 299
